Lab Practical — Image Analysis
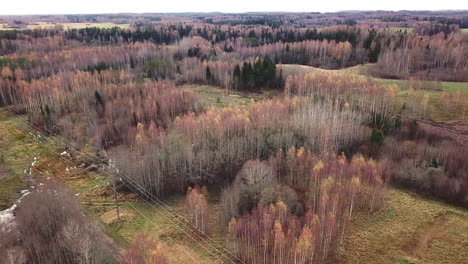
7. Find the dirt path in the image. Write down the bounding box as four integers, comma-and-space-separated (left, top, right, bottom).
342, 188, 468, 264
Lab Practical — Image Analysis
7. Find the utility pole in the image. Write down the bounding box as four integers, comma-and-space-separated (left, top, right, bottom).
109, 159, 120, 221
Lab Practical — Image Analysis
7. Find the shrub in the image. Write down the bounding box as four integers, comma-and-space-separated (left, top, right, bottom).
0, 181, 117, 264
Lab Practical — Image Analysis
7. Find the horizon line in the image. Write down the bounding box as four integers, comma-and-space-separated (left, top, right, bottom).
1, 9, 467, 16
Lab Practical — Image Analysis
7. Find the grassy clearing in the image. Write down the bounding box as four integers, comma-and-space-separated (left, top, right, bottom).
181, 84, 276, 108
341, 188, 468, 264
0, 166, 26, 211
0, 109, 60, 210
388, 27, 414, 32
370, 77, 468, 122
370, 77, 468, 94
278, 64, 329, 76
278, 63, 374, 76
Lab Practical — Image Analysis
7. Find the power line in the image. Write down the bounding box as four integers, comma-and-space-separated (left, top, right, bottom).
2, 106, 242, 263
3, 117, 197, 264
3, 107, 237, 263
32, 166, 193, 264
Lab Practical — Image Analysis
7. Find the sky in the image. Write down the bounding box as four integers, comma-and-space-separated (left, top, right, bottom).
0, 0, 467, 15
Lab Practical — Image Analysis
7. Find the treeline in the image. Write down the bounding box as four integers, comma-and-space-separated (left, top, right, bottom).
3, 24, 464, 84
65, 25, 193, 44
424, 16, 468, 28
370, 31, 467, 81
231, 56, 282, 90
24, 73, 197, 148
0, 69, 198, 147
0, 42, 172, 80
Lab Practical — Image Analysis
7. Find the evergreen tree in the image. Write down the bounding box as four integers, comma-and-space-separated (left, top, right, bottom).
233, 64, 241, 89
206, 66, 213, 83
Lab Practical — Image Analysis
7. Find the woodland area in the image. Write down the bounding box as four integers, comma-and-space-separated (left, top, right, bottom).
0, 10, 467, 264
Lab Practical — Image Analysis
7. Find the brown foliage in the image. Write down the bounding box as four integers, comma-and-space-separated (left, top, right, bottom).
225, 152, 389, 263
371, 32, 468, 82
121, 233, 169, 264
383, 121, 468, 206
185, 186, 210, 234
0, 181, 117, 264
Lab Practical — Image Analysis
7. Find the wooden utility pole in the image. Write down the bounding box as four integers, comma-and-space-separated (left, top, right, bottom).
110, 159, 120, 221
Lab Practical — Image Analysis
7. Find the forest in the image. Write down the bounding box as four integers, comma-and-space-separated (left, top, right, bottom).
0, 10, 467, 264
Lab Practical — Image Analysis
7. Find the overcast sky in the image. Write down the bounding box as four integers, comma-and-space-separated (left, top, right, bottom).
1, 0, 467, 15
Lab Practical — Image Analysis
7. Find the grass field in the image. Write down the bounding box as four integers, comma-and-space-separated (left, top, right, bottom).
278, 63, 374, 76
181, 84, 280, 109
0, 109, 60, 210
342, 188, 468, 264
0, 22, 130, 30
182, 84, 253, 108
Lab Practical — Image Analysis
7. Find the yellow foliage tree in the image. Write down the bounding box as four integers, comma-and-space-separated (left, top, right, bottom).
1, 66, 13, 79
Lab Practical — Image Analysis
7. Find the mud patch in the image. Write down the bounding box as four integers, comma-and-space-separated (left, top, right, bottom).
404, 216, 446, 257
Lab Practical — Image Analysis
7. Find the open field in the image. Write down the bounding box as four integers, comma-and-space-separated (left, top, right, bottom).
181, 84, 281, 108
278, 63, 336, 76
342, 188, 468, 264
0, 22, 130, 30
182, 84, 253, 108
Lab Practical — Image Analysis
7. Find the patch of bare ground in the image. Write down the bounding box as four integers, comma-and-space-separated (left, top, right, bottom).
101, 207, 137, 224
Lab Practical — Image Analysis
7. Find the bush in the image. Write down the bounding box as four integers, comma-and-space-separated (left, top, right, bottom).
0, 181, 117, 263
383, 121, 468, 206
121, 233, 168, 264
